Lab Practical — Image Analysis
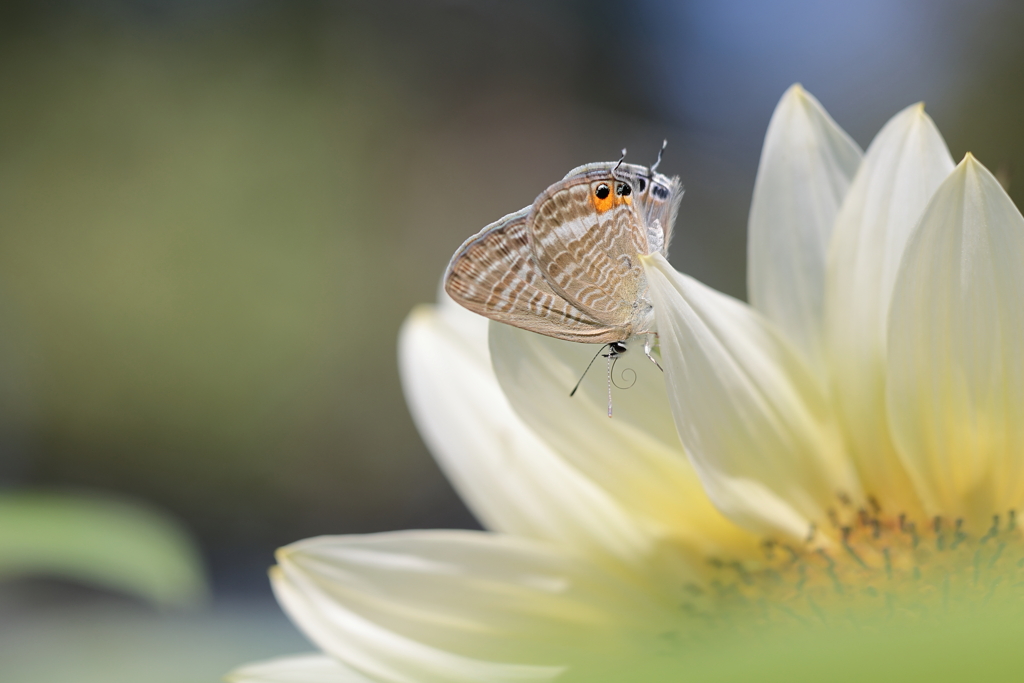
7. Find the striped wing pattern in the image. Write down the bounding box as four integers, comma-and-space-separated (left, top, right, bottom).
444, 209, 623, 343
529, 179, 649, 330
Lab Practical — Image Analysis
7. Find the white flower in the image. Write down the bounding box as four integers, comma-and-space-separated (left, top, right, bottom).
230, 85, 1024, 683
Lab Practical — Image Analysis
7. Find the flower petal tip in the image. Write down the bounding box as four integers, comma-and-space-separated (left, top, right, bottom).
406, 303, 435, 323
275, 544, 297, 564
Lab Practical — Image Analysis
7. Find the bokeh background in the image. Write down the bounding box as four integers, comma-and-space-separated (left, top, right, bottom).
2, 1, 1024, 680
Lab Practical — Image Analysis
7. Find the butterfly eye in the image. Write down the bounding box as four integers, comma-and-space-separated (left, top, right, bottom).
616, 183, 632, 197
595, 184, 610, 200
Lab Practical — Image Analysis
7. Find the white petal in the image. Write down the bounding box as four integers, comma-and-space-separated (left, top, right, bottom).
272, 531, 670, 683
488, 322, 757, 560
748, 84, 862, 376
400, 297, 664, 566
227, 654, 375, 683
825, 103, 955, 513
644, 253, 861, 538
887, 155, 1024, 524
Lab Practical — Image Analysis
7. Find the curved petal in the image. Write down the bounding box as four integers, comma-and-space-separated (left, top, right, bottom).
488, 322, 757, 560
825, 103, 955, 515
227, 654, 375, 683
272, 531, 672, 683
887, 155, 1024, 525
644, 253, 861, 539
748, 84, 862, 377
399, 297, 683, 568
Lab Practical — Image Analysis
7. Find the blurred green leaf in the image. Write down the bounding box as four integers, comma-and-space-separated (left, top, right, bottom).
0, 491, 207, 607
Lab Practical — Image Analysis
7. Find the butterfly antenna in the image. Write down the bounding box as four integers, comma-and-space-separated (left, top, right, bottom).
650, 139, 668, 173
570, 344, 611, 398
612, 148, 627, 176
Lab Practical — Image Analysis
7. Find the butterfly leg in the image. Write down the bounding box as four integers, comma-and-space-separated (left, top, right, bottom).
643, 334, 663, 372
605, 353, 614, 418
601, 342, 627, 418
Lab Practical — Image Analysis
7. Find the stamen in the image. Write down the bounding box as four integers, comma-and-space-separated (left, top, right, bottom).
906, 521, 920, 548
868, 495, 882, 515
816, 549, 844, 594
827, 508, 840, 529
981, 515, 1000, 544
989, 542, 1006, 569
950, 518, 967, 550
686, 499, 1024, 633
841, 532, 868, 569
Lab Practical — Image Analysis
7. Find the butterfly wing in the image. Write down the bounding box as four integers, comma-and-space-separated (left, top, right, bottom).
444, 208, 624, 343
527, 171, 653, 335
642, 173, 684, 257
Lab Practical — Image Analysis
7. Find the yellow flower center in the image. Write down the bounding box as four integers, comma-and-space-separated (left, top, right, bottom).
687, 505, 1024, 628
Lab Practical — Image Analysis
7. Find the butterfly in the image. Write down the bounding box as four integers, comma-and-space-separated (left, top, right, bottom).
444, 147, 682, 365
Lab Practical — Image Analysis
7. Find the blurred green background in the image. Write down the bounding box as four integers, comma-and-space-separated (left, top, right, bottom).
2, 1, 1024, 681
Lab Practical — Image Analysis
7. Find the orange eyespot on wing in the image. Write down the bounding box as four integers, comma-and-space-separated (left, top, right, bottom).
592, 182, 614, 213
592, 194, 614, 213
591, 181, 634, 213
